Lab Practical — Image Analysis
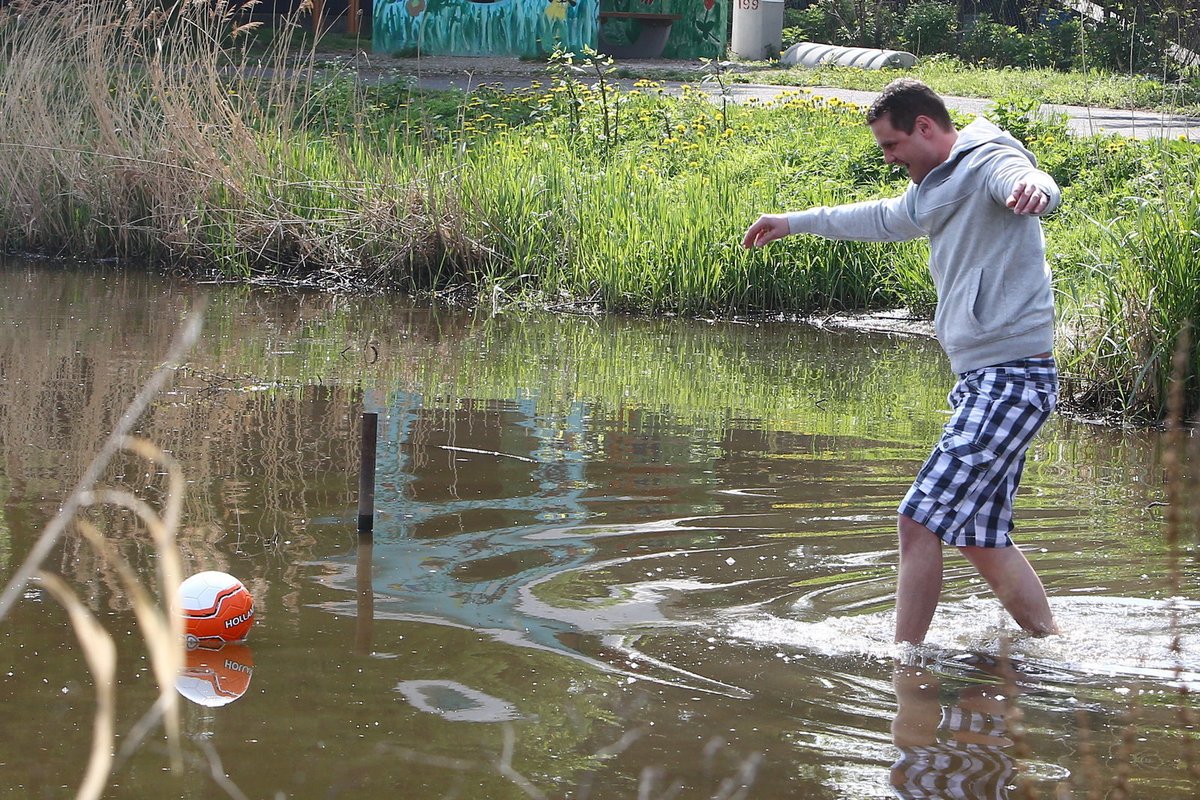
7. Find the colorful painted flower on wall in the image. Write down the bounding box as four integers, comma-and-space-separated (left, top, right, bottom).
405, 0, 426, 16
544, 0, 574, 22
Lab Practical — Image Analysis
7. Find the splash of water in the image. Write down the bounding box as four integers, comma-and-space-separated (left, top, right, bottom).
726, 594, 1200, 689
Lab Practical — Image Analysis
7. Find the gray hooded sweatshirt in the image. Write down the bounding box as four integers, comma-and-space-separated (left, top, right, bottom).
785, 117, 1061, 375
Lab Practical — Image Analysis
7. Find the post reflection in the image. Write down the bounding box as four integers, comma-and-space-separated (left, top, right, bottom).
355, 532, 374, 655
890, 662, 1020, 799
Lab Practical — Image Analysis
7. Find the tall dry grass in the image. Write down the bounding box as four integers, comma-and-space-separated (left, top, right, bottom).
0, 0, 476, 282
0, 0, 253, 257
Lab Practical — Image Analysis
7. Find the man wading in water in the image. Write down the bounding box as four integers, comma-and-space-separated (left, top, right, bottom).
742, 79, 1061, 645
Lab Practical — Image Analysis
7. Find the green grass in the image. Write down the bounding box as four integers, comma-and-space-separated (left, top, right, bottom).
1, 1, 1199, 421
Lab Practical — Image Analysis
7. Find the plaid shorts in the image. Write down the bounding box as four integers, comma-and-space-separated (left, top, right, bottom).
898, 357, 1058, 548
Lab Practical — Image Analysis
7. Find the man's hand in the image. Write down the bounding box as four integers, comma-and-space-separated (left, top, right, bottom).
741, 214, 791, 248
1006, 180, 1049, 215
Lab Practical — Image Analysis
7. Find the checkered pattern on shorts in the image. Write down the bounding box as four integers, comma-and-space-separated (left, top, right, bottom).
891, 703, 1016, 800
898, 358, 1058, 548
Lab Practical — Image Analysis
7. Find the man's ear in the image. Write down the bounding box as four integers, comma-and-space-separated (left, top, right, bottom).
914, 115, 933, 137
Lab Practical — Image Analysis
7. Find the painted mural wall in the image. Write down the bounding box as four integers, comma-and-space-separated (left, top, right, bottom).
374, 0, 599, 58
600, 0, 727, 60
373, 0, 728, 60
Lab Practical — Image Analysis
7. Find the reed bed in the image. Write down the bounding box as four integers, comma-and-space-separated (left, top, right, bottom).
1, 1, 1199, 420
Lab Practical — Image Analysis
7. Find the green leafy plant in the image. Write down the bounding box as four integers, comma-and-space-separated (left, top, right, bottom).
899, 0, 958, 56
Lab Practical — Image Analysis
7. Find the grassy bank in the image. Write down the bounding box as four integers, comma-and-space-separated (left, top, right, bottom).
1, 1, 1198, 421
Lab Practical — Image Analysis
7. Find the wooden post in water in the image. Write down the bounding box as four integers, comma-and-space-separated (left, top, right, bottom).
358, 412, 378, 534
355, 411, 377, 653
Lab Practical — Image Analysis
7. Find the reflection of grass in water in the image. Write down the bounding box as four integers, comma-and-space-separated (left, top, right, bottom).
185, 296, 953, 440
0, 266, 1163, 559
397, 313, 950, 439
0, 310, 198, 799
530, 568, 633, 610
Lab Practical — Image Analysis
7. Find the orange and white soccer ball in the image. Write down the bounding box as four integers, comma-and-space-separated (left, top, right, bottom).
179, 571, 255, 648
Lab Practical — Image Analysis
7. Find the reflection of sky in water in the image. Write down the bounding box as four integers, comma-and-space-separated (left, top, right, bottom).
312, 389, 745, 693
394, 679, 522, 722
353, 390, 593, 646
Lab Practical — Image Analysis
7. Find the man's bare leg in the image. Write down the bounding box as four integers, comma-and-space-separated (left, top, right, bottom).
895, 515, 944, 644
959, 544, 1059, 636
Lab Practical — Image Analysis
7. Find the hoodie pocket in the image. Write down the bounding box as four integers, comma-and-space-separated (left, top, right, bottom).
965, 269, 990, 334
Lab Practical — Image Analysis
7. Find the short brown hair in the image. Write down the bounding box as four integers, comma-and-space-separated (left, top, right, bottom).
866, 78, 953, 134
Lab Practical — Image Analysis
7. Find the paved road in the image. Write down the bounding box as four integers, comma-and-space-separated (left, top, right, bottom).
405, 72, 1200, 141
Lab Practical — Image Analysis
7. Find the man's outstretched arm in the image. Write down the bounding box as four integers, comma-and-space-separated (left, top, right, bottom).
742, 194, 925, 249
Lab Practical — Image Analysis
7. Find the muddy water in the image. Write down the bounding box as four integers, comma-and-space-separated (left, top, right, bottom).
0, 260, 1197, 799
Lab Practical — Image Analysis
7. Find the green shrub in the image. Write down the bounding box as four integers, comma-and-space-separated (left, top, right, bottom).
1025, 15, 1083, 71
899, 0, 958, 56
1080, 14, 1165, 75
984, 93, 1068, 151
784, 0, 847, 46
780, 0, 898, 50
960, 20, 1027, 68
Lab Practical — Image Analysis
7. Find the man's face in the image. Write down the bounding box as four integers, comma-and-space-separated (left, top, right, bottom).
869, 113, 942, 184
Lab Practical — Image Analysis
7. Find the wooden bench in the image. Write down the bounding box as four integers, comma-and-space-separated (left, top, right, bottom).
598, 11, 683, 60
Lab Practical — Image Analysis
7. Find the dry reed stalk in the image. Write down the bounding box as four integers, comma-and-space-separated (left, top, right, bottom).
0, 305, 201, 794
1, 0, 289, 258
33, 571, 118, 800
79, 439, 187, 770
0, 0, 484, 283
1108, 694, 1140, 800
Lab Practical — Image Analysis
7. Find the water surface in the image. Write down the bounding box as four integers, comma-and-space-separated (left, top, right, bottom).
0, 261, 1196, 799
